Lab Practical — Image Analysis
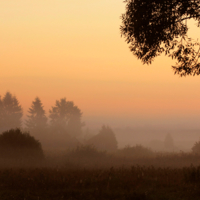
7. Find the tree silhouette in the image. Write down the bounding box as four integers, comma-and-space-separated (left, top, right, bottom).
67, 105, 84, 138
0, 92, 23, 132
121, 0, 200, 76
87, 125, 118, 153
0, 128, 44, 160
25, 97, 48, 134
49, 98, 83, 137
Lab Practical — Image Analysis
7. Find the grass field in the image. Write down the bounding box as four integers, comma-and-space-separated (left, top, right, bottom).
1, 152, 200, 200
0, 166, 200, 200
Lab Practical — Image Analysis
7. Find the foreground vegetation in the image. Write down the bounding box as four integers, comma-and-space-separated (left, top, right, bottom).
0, 164, 200, 200
0, 150, 200, 200
1, 129, 200, 199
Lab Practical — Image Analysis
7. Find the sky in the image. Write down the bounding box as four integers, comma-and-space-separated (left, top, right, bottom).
1, 0, 200, 129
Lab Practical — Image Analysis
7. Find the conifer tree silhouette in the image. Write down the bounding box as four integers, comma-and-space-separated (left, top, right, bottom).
25, 97, 48, 134
0, 92, 23, 132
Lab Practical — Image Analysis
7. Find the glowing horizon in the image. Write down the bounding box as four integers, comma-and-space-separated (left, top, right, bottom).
1, 1, 200, 128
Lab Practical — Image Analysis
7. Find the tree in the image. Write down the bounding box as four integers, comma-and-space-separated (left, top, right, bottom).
87, 125, 118, 153
120, 0, 200, 76
0, 128, 44, 160
49, 98, 83, 137
0, 92, 23, 132
67, 105, 84, 138
25, 97, 48, 133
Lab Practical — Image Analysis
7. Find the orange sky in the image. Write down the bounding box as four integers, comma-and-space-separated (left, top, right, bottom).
1, 1, 200, 128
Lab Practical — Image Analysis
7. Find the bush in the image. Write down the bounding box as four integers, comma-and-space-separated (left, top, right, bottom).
0, 128, 44, 160
117, 145, 154, 158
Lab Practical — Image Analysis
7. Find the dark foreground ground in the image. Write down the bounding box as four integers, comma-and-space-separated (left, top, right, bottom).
1, 152, 200, 200
0, 167, 200, 200
0, 165, 200, 200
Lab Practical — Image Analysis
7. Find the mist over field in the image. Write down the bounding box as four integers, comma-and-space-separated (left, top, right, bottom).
2, 0, 200, 199
1, 91, 200, 155
84, 115, 200, 150
1, 93, 200, 173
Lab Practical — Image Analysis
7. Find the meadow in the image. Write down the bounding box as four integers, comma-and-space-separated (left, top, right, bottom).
1, 151, 200, 200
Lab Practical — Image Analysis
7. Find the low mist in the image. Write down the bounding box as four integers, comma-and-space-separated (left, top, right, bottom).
0, 91, 200, 169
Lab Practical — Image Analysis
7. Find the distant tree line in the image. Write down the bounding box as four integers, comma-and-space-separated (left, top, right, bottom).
0, 92, 119, 153
2, 92, 200, 158
0, 92, 83, 139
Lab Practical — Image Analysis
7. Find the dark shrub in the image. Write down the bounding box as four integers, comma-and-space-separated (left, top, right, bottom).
0, 128, 44, 160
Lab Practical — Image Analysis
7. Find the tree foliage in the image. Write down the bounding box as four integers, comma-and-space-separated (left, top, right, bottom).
25, 97, 48, 132
121, 0, 200, 76
0, 129, 44, 159
67, 105, 84, 138
87, 125, 118, 153
0, 92, 23, 132
49, 98, 83, 137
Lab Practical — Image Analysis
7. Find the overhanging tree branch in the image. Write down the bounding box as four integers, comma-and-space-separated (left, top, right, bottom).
121, 0, 200, 76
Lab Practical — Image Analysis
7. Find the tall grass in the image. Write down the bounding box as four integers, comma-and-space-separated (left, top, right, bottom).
0, 165, 200, 199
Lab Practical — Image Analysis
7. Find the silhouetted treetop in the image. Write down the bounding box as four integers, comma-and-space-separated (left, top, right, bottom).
67, 105, 84, 137
49, 98, 83, 137
0, 92, 23, 132
25, 97, 48, 131
121, 0, 200, 76
49, 98, 74, 127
